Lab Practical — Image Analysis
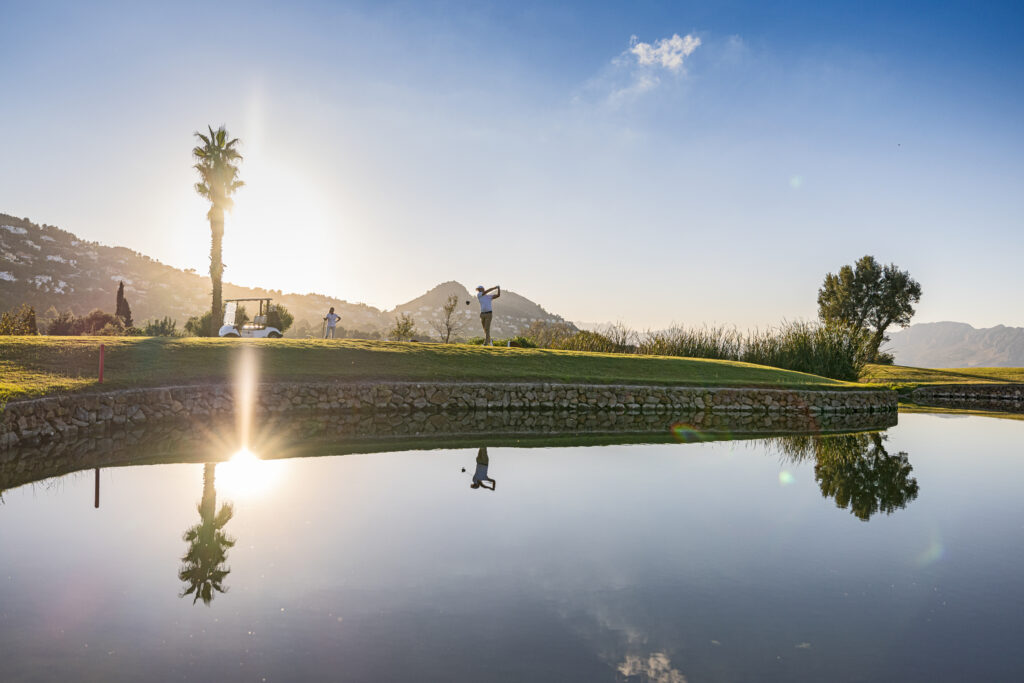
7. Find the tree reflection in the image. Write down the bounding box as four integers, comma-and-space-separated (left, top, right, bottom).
774, 432, 919, 521
179, 462, 235, 605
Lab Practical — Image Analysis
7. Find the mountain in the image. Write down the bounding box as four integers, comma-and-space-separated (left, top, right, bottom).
886, 322, 1024, 367
0, 213, 574, 339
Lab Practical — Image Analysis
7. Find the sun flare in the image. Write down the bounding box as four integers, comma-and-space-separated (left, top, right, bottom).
215, 449, 287, 498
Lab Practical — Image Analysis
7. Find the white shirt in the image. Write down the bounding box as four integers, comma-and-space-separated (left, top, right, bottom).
477, 292, 493, 313
325, 313, 340, 327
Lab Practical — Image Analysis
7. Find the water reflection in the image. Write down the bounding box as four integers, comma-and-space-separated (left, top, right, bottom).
773, 432, 919, 520
178, 462, 235, 605
470, 446, 496, 491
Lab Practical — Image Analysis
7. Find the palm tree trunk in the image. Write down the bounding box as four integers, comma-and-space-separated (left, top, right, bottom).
209, 210, 224, 336
200, 462, 216, 522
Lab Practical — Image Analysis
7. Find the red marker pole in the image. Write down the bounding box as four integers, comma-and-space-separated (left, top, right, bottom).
98, 343, 105, 384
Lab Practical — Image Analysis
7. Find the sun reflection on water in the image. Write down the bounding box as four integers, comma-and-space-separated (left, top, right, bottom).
215, 449, 287, 499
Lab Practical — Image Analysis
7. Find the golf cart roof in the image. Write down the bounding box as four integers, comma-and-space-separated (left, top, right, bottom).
224, 297, 273, 303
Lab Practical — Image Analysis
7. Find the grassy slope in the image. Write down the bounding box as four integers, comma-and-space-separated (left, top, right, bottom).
861, 364, 1024, 386
0, 336, 866, 403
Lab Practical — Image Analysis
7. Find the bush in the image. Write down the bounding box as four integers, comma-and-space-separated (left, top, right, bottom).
142, 317, 179, 336
184, 311, 215, 337
75, 309, 120, 335
46, 310, 77, 335
551, 330, 625, 354
265, 304, 293, 333
388, 313, 418, 341
0, 304, 38, 335
522, 321, 576, 348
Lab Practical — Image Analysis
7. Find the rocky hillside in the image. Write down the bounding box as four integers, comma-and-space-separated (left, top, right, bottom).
887, 321, 1024, 367
0, 213, 572, 338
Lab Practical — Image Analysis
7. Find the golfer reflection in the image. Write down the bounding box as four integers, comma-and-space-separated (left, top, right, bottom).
471, 446, 496, 491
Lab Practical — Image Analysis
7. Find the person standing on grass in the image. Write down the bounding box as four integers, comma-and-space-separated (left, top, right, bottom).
323, 307, 341, 339
470, 446, 496, 491
476, 285, 500, 346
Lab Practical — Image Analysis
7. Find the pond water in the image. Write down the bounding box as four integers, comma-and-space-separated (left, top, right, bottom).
1, 412, 1022, 682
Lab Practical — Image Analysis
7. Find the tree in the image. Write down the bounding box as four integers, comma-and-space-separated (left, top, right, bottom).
192, 125, 244, 336
179, 463, 235, 605
388, 313, 418, 341
265, 303, 294, 334
814, 433, 919, 521
429, 294, 464, 343
0, 304, 37, 335
817, 255, 921, 362
46, 310, 77, 335
115, 280, 133, 327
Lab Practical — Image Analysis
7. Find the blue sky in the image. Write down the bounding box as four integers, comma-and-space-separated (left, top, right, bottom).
1, 0, 1022, 328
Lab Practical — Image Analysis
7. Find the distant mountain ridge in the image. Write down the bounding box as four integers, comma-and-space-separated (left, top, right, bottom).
887, 322, 1024, 367
0, 213, 573, 338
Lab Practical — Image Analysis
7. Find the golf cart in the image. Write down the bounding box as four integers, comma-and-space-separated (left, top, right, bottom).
219, 298, 283, 338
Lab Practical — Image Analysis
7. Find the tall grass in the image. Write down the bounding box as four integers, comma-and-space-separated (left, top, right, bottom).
527, 321, 868, 381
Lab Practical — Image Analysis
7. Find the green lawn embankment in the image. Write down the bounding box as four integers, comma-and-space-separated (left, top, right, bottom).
0, 337, 872, 403
861, 364, 1024, 390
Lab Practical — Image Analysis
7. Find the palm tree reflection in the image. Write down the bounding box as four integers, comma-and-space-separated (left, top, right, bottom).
179, 462, 235, 605
775, 432, 919, 521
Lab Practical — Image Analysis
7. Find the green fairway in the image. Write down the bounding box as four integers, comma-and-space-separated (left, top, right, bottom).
861, 364, 1024, 387
0, 336, 868, 403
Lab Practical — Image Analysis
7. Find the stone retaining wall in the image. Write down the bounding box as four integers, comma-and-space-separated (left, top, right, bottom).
1, 381, 897, 450
910, 383, 1024, 413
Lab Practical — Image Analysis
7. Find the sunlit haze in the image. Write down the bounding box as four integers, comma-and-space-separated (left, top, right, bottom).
2, 0, 1021, 328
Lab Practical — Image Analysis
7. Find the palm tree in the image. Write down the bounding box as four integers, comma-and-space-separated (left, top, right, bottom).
179, 463, 235, 605
192, 125, 244, 335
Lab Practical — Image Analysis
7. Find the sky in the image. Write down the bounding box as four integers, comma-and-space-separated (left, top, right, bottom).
1, 0, 1022, 329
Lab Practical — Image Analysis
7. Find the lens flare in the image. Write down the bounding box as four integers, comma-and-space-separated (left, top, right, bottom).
671, 422, 724, 443
235, 344, 259, 450
215, 449, 286, 498
778, 470, 795, 485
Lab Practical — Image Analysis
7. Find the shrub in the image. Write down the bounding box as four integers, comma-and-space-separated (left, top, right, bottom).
388, 313, 418, 341
0, 304, 38, 335
142, 317, 179, 336
75, 309, 120, 335
46, 310, 77, 335
265, 303, 293, 333
551, 330, 624, 354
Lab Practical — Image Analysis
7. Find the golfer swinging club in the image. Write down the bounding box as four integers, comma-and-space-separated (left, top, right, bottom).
476, 285, 500, 346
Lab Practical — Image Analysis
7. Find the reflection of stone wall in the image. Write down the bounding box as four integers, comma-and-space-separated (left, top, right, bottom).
0, 381, 896, 451
910, 384, 1024, 413
0, 408, 898, 496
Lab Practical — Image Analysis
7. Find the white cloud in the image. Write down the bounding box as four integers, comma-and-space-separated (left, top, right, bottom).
629, 33, 701, 72
587, 33, 702, 106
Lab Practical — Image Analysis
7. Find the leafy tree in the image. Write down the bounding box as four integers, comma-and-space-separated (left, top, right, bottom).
388, 313, 418, 341
75, 309, 120, 335
814, 433, 919, 521
0, 304, 37, 335
115, 280, 133, 327
773, 432, 919, 521
192, 125, 244, 336
265, 303, 293, 333
184, 311, 214, 337
179, 463, 235, 605
429, 294, 464, 343
46, 310, 77, 335
817, 255, 921, 361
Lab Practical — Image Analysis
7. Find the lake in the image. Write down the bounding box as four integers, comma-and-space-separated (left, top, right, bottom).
1, 412, 1022, 681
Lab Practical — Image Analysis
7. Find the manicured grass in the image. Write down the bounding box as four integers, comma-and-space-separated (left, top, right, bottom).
0, 336, 870, 403
861, 364, 1024, 386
